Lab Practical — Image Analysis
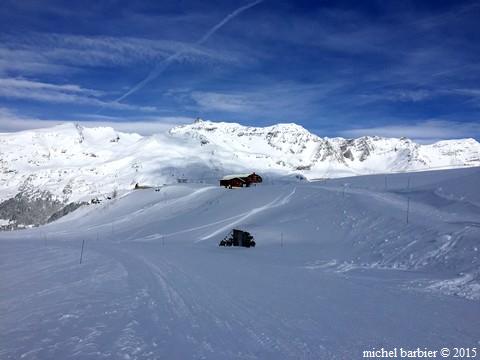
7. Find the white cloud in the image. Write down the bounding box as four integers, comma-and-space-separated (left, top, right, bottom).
0, 77, 102, 96
340, 120, 480, 143
75, 114, 194, 134
188, 83, 342, 117
45, 34, 238, 66
191, 92, 251, 112
0, 33, 242, 76
0, 107, 192, 135
357, 89, 434, 104
0, 108, 62, 132
354, 87, 480, 107
0, 78, 156, 112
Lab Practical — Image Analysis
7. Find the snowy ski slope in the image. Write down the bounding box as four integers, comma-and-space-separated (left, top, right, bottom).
0, 167, 479, 359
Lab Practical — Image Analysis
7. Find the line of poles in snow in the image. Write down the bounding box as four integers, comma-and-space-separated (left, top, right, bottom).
75, 227, 168, 264
336, 174, 412, 225
62, 171, 419, 263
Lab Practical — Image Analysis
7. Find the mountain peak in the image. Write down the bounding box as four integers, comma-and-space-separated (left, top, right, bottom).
1, 120, 479, 207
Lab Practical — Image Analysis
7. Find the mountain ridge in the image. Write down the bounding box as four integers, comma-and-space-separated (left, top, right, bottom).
170, 119, 480, 174
0, 119, 479, 228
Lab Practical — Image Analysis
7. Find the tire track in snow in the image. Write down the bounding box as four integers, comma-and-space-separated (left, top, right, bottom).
139, 251, 311, 359
96, 244, 306, 359
136, 187, 297, 242
90, 245, 202, 359
198, 186, 296, 241
83, 186, 218, 236
143, 212, 249, 240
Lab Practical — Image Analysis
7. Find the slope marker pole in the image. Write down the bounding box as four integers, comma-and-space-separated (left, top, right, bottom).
406, 197, 410, 224
79, 239, 85, 264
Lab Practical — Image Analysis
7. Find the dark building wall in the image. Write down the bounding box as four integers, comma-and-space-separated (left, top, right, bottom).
220, 178, 245, 187
245, 173, 262, 183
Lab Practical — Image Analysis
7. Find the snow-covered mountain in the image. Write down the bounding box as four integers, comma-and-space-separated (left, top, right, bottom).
0, 119, 479, 228
170, 119, 480, 177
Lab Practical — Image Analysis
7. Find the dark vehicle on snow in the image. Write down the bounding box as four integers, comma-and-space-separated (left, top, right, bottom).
219, 229, 256, 248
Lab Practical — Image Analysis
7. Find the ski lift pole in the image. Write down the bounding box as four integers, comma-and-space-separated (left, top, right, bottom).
79, 239, 85, 264
406, 197, 410, 224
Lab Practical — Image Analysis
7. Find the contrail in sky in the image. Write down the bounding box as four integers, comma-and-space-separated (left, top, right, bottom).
114, 0, 263, 103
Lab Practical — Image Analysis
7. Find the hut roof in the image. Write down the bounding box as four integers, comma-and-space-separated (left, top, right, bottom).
221, 173, 251, 181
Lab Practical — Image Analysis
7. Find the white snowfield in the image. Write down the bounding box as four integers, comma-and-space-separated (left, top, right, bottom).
1, 167, 479, 359
1, 119, 479, 203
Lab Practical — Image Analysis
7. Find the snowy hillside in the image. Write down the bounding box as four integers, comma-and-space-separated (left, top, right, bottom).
1, 119, 479, 228
1, 167, 479, 359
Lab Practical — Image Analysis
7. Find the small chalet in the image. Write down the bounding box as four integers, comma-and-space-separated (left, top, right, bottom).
219, 172, 262, 188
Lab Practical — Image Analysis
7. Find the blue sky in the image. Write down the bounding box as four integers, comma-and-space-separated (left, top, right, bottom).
0, 0, 479, 142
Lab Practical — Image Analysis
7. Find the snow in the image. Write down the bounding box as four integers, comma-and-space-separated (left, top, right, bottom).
1, 167, 479, 359
221, 174, 252, 180
1, 120, 479, 206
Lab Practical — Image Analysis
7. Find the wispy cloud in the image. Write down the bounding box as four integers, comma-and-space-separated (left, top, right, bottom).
0, 77, 102, 96
190, 92, 251, 112
0, 78, 155, 112
115, 0, 264, 102
1, 1, 479, 138
0, 108, 63, 132
356, 89, 434, 104
185, 82, 343, 119
0, 47, 73, 76
340, 120, 480, 143
355, 87, 480, 106
0, 107, 193, 134
449, 88, 480, 107
0, 33, 243, 77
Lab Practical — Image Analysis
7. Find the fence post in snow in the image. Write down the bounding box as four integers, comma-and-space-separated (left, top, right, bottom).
79, 239, 85, 264
406, 197, 410, 224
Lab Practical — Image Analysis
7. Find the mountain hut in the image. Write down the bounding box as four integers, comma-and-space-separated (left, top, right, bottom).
219, 172, 262, 188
